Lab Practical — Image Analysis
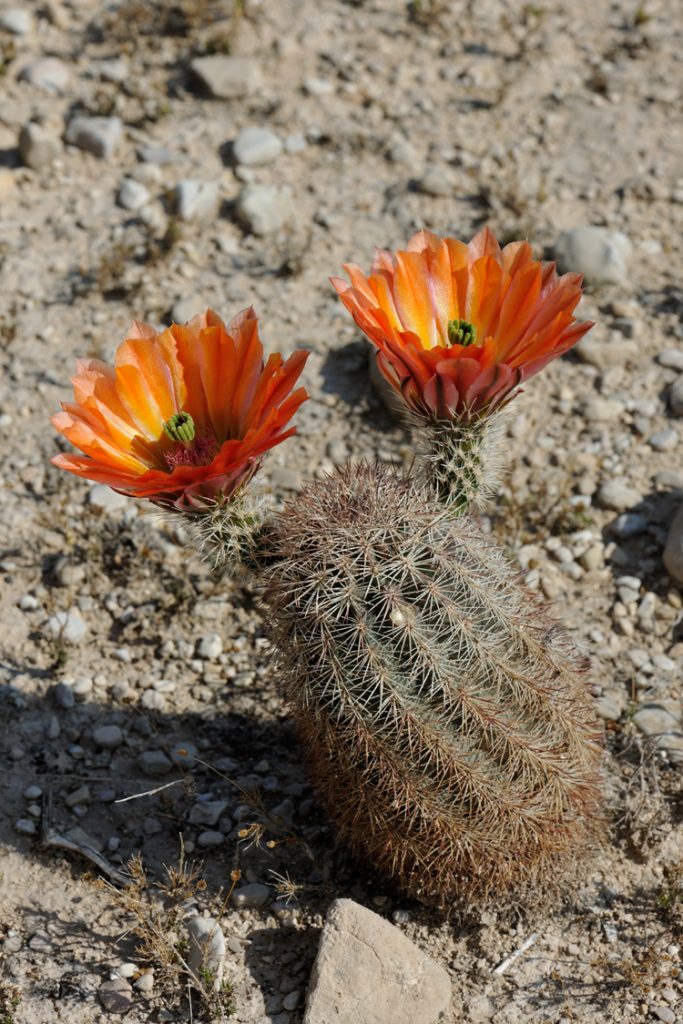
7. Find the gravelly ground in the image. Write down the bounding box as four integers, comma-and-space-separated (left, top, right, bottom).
0, 1, 682, 1022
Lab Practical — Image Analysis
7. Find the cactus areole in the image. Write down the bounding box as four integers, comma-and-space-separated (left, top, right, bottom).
262, 463, 603, 908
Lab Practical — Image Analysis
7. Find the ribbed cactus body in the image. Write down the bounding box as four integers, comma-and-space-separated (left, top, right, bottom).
263, 463, 603, 907
417, 413, 506, 514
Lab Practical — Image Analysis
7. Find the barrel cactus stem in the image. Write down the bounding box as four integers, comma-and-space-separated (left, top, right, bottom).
262, 462, 604, 909
415, 411, 507, 514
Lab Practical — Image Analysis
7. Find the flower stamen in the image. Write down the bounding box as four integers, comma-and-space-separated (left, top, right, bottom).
447, 319, 477, 348
163, 411, 196, 444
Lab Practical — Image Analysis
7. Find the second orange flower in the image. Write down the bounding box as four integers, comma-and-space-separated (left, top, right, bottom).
332, 227, 593, 422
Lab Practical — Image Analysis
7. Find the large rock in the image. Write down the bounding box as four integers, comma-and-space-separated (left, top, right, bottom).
303, 899, 451, 1024
232, 126, 282, 166
664, 501, 683, 584
234, 184, 292, 236
555, 226, 632, 285
190, 55, 261, 99
19, 123, 62, 169
65, 116, 123, 159
19, 58, 71, 94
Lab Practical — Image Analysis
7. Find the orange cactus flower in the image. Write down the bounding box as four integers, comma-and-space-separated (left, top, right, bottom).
331, 227, 593, 421
51, 308, 309, 510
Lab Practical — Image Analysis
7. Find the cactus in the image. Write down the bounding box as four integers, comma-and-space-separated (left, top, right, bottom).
261, 462, 603, 907
412, 411, 507, 515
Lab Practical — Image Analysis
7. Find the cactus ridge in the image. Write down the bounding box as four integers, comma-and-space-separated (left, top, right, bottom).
179, 492, 266, 575
264, 462, 603, 907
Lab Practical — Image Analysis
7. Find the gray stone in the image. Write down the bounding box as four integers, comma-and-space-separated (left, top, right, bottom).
304, 76, 335, 96
118, 178, 150, 211
655, 468, 683, 490
233, 127, 283, 166
303, 899, 451, 1024
649, 428, 678, 451
187, 916, 225, 990
582, 396, 622, 423
190, 55, 262, 99
416, 167, 454, 197
19, 123, 62, 169
171, 293, 206, 323
65, 785, 90, 808
575, 337, 637, 370
138, 145, 178, 165
47, 607, 87, 644
555, 227, 632, 285
595, 693, 623, 721
137, 750, 172, 777
170, 740, 198, 768
664, 502, 683, 584
54, 682, 75, 710
88, 484, 128, 511
633, 701, 683, 763
668, 376, 683, 417
175, 180, 219, 221
15, 817, 37, 836
189, 799, 230, 827
99, 58, 129, 84
231, 883, 272, 909
92, 725, 123, 749
197, 830, 225, 848
0, 7, 32, 34
235, 184, 293, 236
612, 512, 648, 538
65, 116, 123, 159
197, 633, 223, 659
658, 348, 683, 372
595, 479, 641, 512
652, 1008, 675, 1024
98, 979, 133, 1013
19, 58, 71, 94
135, 970, 154, 993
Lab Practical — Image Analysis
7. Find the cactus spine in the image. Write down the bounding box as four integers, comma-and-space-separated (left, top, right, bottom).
261, 462, 603, 907
414, 412, 507, 514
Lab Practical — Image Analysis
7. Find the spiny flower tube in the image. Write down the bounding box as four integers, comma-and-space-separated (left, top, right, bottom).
331, 227, 593, 511
51, 307, 309, 511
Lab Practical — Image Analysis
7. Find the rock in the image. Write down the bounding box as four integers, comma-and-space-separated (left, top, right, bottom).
416, 167, 454, 197
197, 829, 225, 847
54, 682, 75, 710
170, 740, 198, 768
668, 377, 683, 417
138, 145, 178, 165
189, 799, 230, 827
655, 468, 683, 490
231, 883, 272, 908
574, 337, 638, 370
235, 184, 293, 236
19, 123, 63, 169
187, 916, 225, 990
664, 502, 683, 584
88, 484, 128, 511
19, 58, 71, 94
175, 180, 219, 221
595, 693, 623, 721
658, 348, 683, 372
304, 76, 335, 96
581, 396, 622, 423
171, 293, 206, 323
137, 750, 172, 777
649, 429, 678, 451
98, 979, 133, 1013
633, 701, 683, 763
65, 116, 123, 159
92, 725, 123, 749
118, 178, 150, 211
0, 7, 32, 34
303, 899, 451, 1024
99, 58, 129, 84
197, 633, 223, 659
15, 818, 37, 836
190, 55, 262, 99
652, 1008, 675, 1024
554, 227, 632, 285
612, 512, 648, 538
233, 126, 283, 166
47, 607, 87, 644
65, 784, 90, 808
595, 479, 641, 512
135, 970, 154, 993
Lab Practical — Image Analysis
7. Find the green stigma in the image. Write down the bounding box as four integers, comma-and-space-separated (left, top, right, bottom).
163, 411, 195, 444
447, 319, 477, 348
